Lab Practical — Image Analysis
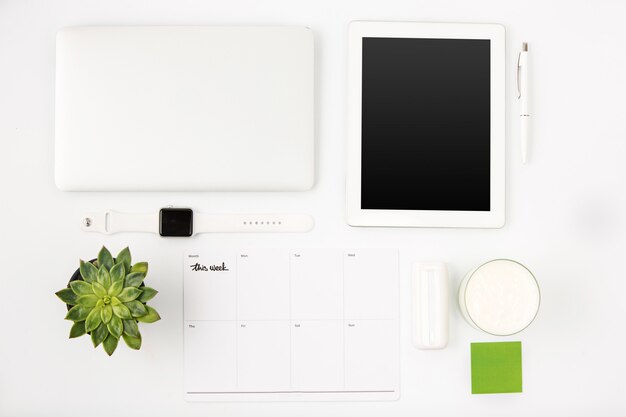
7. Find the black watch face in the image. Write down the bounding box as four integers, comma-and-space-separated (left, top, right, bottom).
159, 208, 193, 237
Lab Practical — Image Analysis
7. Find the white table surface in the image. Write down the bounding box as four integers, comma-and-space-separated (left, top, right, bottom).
2, 0, 626, 415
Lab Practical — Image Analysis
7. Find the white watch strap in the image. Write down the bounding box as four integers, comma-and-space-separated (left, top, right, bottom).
81, 210, 158, 234
194, 213, 314, 233
80, 210, 314, 234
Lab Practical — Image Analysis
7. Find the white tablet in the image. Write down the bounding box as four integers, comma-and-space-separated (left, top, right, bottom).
347, 22, 505, 228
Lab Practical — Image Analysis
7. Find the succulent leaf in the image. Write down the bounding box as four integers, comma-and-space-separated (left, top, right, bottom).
97, 265, 111, 290
79, 260, 98, 283
109, 262, 125, 284
65, 304, 91, 321
122, 319, 140, 338
96, 299, 105, 308
108, 279, 124, 297
91, 322, 108, 347
70, 280, 94, 296
56, 288, 78, 305
116, 247, 132, 271
124, 300, 148, 317
122, 333, 142, 350
103, 333, 118, 356
91, 281, 107, 298
124, 272, 145, 288
101, 305, 113, 324
136, 306, 161, 323
107, 315, 123, 339
69, 321, 86, 338
117, 287, 142, 303
85, 306, 103, 332
137, 287, 158, 303
130, 262, 148, 275
113, 303, 133, 320
97, 246, 114, 271
77, 294, 99, 308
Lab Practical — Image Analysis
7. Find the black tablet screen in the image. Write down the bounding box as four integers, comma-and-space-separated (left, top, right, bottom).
361, 37, 491, 211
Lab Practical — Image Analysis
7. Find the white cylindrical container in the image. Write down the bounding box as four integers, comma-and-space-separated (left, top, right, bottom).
458, 259, 540, 336
412, 262, 449, 349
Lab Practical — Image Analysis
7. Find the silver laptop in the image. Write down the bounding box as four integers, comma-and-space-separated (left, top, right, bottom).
55, 26, 314, 191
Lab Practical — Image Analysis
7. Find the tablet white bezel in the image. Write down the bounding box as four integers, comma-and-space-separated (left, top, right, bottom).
347, 21, 505, 228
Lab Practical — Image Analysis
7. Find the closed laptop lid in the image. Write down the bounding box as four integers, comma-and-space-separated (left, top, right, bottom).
55, 26, 314, 191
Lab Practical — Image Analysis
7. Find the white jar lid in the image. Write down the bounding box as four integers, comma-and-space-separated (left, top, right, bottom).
463, 259, 540, 336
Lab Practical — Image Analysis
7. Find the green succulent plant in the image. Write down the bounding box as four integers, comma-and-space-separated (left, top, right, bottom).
55, 246, 161, 356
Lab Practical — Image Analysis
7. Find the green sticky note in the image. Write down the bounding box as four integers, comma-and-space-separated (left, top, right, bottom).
471, 341, 522, 394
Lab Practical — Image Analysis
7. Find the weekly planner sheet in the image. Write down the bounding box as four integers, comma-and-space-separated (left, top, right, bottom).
183, 249, 399, 401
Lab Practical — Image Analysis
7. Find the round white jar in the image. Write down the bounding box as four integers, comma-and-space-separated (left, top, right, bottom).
458, 259, 540, 336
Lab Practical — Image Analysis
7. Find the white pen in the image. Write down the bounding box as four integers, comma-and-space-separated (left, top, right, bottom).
517, 42, 530, 164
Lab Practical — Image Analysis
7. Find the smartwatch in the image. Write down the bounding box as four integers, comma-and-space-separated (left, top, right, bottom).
80, 208, 315, 236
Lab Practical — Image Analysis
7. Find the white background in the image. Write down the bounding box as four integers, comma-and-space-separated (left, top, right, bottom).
1, 0, 626, 416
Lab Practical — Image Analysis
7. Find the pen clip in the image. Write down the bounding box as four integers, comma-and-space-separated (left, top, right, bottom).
516, 52, 522, 99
